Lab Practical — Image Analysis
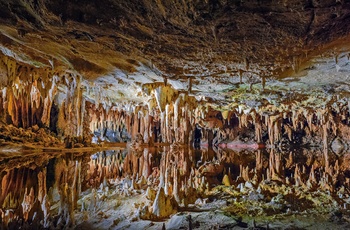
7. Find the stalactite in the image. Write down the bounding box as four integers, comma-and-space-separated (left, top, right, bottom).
253, 112, 262, 143
132, 111, 139, 139
323, 124, 330, 173
75, 76, 84, 137
41, 76, 58, 127
255, 150, 263, 181
267, 114, 282, 146
285, 152, 293, 168
144, 112, 151, 144
172, 166, 180, 205
38, 169, 47, 204
165, 104, 170, 143
160, 112, 166, 143
291, 110, 299, 131
163, 151, 169, 195
242, 165, 249, 182
139, 110, 145, 140
183, 104, 189, 144
269, 149, 283, 182
41, 194, 50, 228
71, 160, 79, 212
156, 151, 164, 191
142, 148, 151, 179
21, 187, 35, 222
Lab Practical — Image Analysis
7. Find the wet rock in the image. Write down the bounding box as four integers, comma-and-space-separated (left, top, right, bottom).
222, 174, 231, 186
32, 125, 39, 133
152, 187, 177, 219
329, 210, 344, 223
74, 143, 85, 148
146, 187, 156, 201
65, 136, 73, 148
165, 213, 192, 230
166, 211, 237, 230
246, 191, 264, 202
331, 137, 346, 155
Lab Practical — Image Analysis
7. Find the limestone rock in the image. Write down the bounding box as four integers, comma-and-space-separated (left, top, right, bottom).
152, 187, 177, 219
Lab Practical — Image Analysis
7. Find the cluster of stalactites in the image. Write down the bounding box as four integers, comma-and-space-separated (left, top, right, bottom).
0, 167, 51, 228
87, 148, 223, 219
87, 85, 350, 148
88, 92, 198, 144
200, 101, 350, 147
0, 157, 83, 228
274, 104, 348, 146
0, 54, 89, 139
56, 74, 87, 138
264, 148, 348, 193
87, 104, 152, 142
219, 147, 349, 197
0, 55, 58, 128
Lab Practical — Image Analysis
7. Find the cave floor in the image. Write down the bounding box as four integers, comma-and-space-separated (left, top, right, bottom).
74, 184, 350, 230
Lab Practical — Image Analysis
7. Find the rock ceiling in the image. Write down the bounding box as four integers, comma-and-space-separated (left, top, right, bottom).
1, 0, 350, 109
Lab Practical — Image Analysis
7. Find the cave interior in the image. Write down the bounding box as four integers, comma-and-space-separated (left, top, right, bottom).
0, 0, 350, 229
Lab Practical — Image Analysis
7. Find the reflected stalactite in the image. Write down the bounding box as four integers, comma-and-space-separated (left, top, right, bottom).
0, 145, 347, 228
269, 148, 283, 182
255, 150, 263, 181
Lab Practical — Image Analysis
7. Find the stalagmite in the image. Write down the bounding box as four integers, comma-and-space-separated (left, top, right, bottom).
254, 113, 262, 143
222, 174, 231, 186
152, 187, 177, 218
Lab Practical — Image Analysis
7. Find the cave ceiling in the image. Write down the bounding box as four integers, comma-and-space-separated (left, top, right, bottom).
1, 0, 350, 110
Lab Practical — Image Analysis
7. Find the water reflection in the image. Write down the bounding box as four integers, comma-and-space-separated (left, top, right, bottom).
0, 146, 349, 229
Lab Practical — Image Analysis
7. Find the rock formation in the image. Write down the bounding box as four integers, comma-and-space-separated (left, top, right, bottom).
0, 0, 350, 229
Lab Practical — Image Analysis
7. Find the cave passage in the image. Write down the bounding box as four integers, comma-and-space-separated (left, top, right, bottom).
1, 0, 350, 229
